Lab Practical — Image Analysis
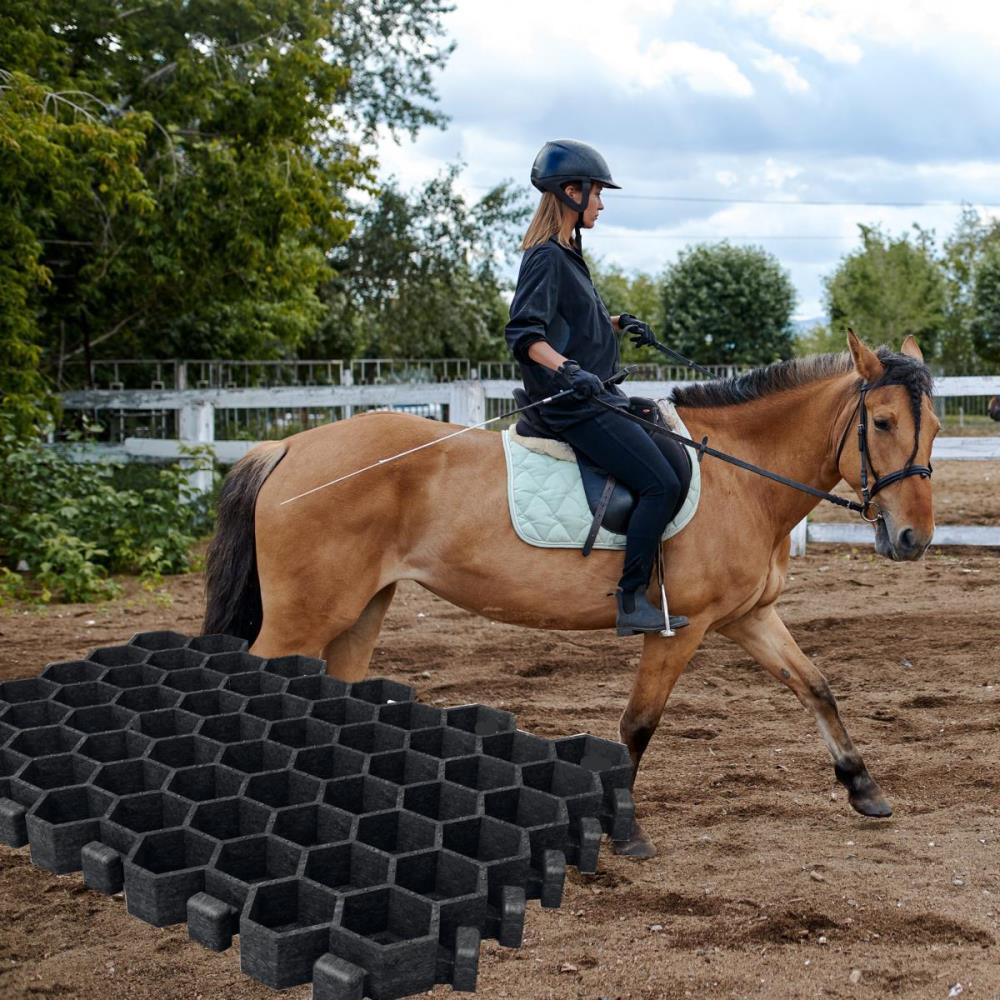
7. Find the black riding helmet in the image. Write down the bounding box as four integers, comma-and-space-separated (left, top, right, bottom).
531, 139, 620, 248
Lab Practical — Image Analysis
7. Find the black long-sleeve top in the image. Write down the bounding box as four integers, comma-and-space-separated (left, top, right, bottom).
504, 237, 627, 430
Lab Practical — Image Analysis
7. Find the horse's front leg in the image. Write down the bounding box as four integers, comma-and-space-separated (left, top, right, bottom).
616, 624, 707, 858
721, 604, 891, 818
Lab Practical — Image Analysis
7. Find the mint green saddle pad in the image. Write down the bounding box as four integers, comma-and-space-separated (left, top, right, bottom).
501, 412, 701, 550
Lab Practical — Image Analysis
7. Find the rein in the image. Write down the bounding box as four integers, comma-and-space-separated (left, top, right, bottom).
593, 377, 932, 521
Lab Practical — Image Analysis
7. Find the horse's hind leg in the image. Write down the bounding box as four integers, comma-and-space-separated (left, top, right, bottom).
321, 583, 397, 683
615, 625, 707, 859
721, 604, 891, 818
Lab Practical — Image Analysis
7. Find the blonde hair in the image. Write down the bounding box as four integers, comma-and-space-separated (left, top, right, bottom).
521, 192, 576, 250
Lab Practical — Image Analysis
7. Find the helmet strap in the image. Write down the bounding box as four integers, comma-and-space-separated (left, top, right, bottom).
558, 179, 590, 252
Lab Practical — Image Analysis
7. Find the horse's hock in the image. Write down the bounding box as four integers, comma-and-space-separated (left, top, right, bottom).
0, 633, 634, 998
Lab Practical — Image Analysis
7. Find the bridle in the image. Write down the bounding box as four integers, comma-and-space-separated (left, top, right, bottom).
833, 381, 933, 523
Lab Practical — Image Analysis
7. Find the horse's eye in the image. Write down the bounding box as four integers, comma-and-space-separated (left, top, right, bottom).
874, 418, 891, 432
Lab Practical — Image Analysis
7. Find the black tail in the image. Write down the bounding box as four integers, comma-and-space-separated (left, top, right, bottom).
203, 442, 286, 642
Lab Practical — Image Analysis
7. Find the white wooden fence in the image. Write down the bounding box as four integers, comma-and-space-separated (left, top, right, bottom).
60, 375, 1000, 551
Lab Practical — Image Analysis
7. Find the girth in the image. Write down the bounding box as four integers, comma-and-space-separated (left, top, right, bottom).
512, 390, 693, 554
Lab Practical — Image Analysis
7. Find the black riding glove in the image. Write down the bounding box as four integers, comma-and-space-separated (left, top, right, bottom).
619, 313, 656, 349
556, 360, 604, 400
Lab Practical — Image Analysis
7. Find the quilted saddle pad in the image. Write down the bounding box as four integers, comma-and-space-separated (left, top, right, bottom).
501, 403, 701, 550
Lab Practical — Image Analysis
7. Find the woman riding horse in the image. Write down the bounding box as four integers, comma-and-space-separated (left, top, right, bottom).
505, 140, 687, 637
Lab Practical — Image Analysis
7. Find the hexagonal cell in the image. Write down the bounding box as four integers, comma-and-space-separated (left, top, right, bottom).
219, 739, 293, 775
53, 681, 118, 709
114, 684, 183, 713
8, 725, 81, 758
41, 660, 106, 685
0, 677, 59, 704
188, 634, 248, 655
126, 827, 215, 927
402, 781, 480, 823
63, 704, 135, 735
2, 700, 71, 731
367, 749, 441, 787
483, 787, 569, 857
293, 743, 366, 782
270, 803, 353, 848
266, 717, 337, 750
322, 775, 399, 815
146, 734, 222, 769
105, 790, 192, 837
263, 654, 326, 680
196, 712, 268, 745
355, 809, 437, 855
167, 763, 245, 803
302, 840, 389, 891
0, 747, 26, 779
482, 730, 555, 765
244, 693, 310, 723
147, 648, 207, 672
348, 678, 416, 706
203, 650, 265, 676
177, 689, 246, 718
444, 755, 518, 793
161, 667, 225, 694
337, 721, 406, 756
308, 696, 376, 727
446, 704, 516, 738
378, 701, 445, 733
244, 769, 321, 809
329, 887, 437, 998
27, 786, 115, 873
223, 671, 286, 697
189, 796, 272, 840
129, 630, 190, 651
241, 879, 340, 989
93, 758, 171, 797
520, 759, 601, 800
16, 753, 98, 793
442, 816, 529, 865
76, 728, 152, 763
395, 848, 483, 902
128, 708, 200, 739
553, 733, 631, 772
213, 835, 301, 886
408, 725, 478, 761
87, 644, 149, 667
100, 662, 166, 689
284, 674, 350, 702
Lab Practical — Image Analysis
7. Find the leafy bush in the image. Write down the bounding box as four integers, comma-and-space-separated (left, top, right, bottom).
0, 422, 213, 603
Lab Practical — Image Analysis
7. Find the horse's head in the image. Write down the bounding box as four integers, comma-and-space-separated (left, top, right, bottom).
988, 396, 1000, 422
838, 331, 938, 561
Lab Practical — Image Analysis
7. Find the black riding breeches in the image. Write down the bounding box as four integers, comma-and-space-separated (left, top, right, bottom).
558, 408, 683, 594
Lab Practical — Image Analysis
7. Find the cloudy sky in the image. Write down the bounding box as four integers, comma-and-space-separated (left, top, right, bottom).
374, 0, 1000, 320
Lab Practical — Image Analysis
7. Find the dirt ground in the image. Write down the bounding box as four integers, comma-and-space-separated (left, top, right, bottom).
0, 462, 997, 1000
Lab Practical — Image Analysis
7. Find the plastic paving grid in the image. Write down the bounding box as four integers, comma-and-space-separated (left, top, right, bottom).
0, 632, 635, 999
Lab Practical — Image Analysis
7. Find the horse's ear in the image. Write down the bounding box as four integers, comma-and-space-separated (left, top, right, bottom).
847, 329, 884, 383
900, 334, 924, 362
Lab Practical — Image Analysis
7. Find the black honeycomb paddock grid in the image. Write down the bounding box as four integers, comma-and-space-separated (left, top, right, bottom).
0, 632, 635, 999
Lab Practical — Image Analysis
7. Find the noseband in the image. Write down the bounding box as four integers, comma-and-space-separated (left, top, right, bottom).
834, 382, 933, 523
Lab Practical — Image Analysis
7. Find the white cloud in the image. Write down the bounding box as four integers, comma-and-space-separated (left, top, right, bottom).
630, 40, 754, 97
751, 46, 810, 92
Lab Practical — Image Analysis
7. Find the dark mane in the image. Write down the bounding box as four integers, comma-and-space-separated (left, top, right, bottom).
670, 348, 933, 409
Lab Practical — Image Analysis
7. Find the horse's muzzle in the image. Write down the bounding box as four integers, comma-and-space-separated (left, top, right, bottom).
875, 514, 931, 561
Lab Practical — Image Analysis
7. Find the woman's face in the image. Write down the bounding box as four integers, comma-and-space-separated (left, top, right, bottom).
563, 182, 605, 228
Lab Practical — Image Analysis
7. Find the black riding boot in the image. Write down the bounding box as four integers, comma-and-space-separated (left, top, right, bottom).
615, 588, 689, 637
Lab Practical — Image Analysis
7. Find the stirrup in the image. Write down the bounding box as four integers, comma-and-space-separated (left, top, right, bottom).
615, 589, 688, 637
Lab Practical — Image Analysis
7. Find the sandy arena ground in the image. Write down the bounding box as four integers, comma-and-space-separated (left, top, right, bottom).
0, 462, 997, 1000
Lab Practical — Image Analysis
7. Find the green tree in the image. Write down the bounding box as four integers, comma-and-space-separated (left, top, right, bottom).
659, 242, 796, 366
316, 166, 530, 359
586, 257, 663, 362
793, 323, 844, 358
824, 224, 946, 355
0, 1, 454, 400
971, 242, 1000, 369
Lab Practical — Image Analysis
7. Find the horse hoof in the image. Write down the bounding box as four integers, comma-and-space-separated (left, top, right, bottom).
850, 793, 893, 818
612, 823, 658, 858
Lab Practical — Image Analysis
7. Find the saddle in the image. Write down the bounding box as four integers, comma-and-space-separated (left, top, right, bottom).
512, 389, 693, 556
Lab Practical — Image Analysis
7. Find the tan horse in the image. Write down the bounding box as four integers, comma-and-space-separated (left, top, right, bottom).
204, 332, 937, 856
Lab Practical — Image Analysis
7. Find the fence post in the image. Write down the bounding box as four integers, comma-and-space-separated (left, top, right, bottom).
790, 517, 808, 557
178, 400, 214, 496
448, 381, 486, 426
342, 368, 354, 419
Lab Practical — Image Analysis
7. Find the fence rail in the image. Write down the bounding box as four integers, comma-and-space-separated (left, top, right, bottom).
59, 375, 1000, 549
